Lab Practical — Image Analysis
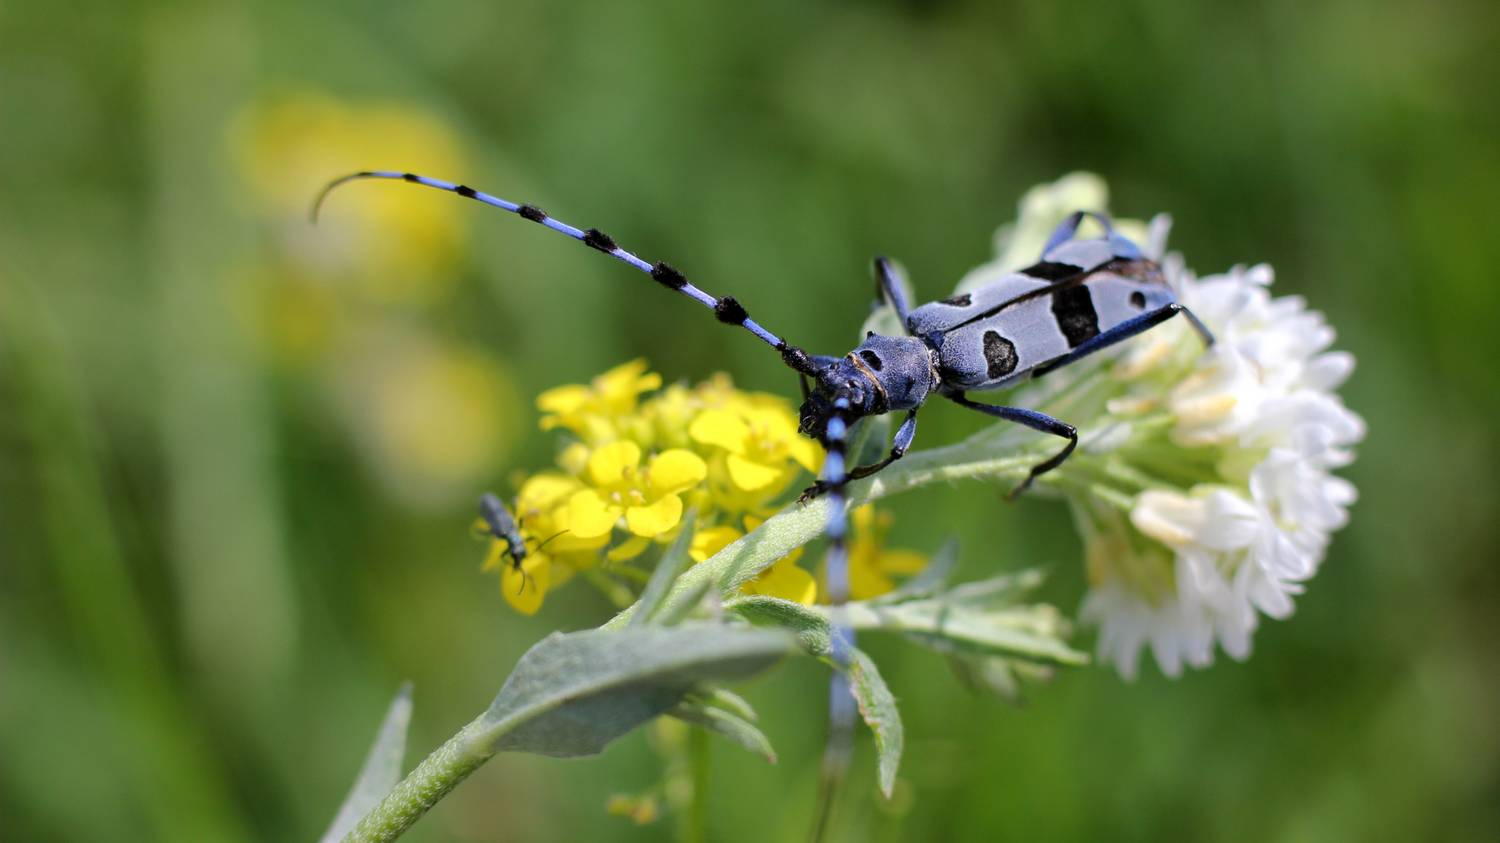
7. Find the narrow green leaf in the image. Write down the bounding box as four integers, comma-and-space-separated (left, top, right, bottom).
321, 683, 413, 843
651, 574, 715, 627
670, 700, 777, 763
848, 650, 902, 798
633, 512, 696, 626
686, 686, 758, 723
482, 625, 795, 758
727, 595, 832, 655
726, 596, 902, 794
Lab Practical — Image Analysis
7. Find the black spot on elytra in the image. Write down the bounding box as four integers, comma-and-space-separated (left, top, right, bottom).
941, 292, 972, 307
982, 331, 1018, 379
651, 262, 687, 289
1130, 290, 1147, 309
1051, 285, 1100, 348
714, 296, 748, 324
518, 204, 547, 222
455, 184, 476, 198
858, 349, 884, 371
1022, 261, 1083, 281
583, 229, 617, 252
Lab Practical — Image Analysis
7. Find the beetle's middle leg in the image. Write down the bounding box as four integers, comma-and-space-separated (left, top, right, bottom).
946, 393, 1077, 500
799, 410, 919, 503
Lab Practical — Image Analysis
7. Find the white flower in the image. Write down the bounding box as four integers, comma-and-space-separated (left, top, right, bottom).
969, 173, 1364, 679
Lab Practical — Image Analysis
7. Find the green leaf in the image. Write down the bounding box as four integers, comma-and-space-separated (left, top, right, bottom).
686, 685, 758, 722
727, 595, 833, 654
848, 649, 902, 798
633, 513, 696, 626
670, 698, 777, 763
725, 596, 902, 795
481, 625, 795, 758
321, 683, 413, 843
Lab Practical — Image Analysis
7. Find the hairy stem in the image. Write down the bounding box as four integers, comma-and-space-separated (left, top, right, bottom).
342, 717, 492, 843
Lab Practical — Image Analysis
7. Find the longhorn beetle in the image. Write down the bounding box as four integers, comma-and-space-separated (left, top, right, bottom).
314, 170, 1215, 829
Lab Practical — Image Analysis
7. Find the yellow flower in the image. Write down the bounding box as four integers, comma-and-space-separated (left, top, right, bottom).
689, 400, 822, 509
568, 441, 707, 539
537, 359, 662, 444
742, 554, 817, 606
821, 505, 927, 602
716, 516, 816, 606
689, 525, 743, 563
482, 474, 610, 614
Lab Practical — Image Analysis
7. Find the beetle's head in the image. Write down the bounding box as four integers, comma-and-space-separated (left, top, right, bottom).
798, 334, 936, 444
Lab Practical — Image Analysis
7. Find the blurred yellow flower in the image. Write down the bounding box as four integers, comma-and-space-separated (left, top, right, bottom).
537, 358, 662, 444
822, 505, 926, 602
742, 555, 818, 606
231, 93, 469, 306
341, 330, 517, 508
567, 440, 707, 538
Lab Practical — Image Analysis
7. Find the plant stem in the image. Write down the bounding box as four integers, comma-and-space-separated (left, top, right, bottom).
686, 726, 710, 843
342, 716, 494, 843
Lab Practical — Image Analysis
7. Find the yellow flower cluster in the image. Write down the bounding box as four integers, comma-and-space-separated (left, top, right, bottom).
483, 359, 924, 614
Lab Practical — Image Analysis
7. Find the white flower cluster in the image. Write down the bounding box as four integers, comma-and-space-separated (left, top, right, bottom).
1084, 257, 1364, 678
969, 174, 1365, 679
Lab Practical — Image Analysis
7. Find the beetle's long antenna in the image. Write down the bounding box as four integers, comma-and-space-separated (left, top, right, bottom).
314, 171, 821, 376
812, 398, 856, 842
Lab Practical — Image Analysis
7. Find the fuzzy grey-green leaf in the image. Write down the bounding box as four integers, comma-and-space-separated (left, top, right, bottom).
849, 649, 902, 798
633, 513, 696, 626
482, 625, 795, 758
670, 700, 777, 763
322, 683, 413, 843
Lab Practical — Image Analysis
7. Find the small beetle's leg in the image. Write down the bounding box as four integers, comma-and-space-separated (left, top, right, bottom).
799, 410, 918, 502
873, 257, 913, 331
1031, 302, 1214, 380
947, 394, 1077, 500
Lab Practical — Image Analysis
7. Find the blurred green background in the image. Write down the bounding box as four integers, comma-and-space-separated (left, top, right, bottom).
2, 1, 1497, 840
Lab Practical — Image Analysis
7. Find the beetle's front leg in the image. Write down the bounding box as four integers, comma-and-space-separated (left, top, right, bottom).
799, 411, 919, 503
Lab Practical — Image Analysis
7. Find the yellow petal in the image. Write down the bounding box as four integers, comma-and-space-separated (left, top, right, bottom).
568, 489, 621, 538
647, 449, 708, 497
536, 383, 590, 414
726, 453, 784, 492
849, 557, 896, 602
744, 557, 817, 606
587, 440, 642, 486
607, 535, 653, 561
518, 473, 581, 512
876, 549, 927, 576
502, 554, 550, 615
688, 409, 750, 454
690, 526, 743, 563
480, 538, 506, 571
788, 436, 824, 473
626, 493, 683, 537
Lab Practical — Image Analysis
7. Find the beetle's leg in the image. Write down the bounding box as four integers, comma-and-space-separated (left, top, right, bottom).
873, 257, 913, 331
800, 410, 918, 502
1031, 302, 1214, 380
947, 394, 1077, 500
